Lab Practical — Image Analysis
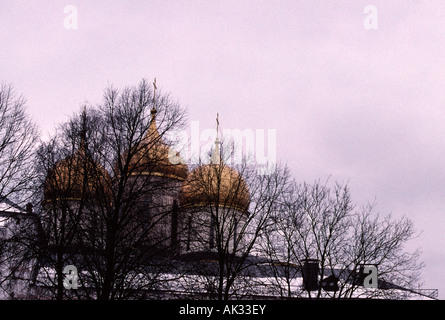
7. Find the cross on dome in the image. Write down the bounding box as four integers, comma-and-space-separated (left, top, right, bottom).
211, 113, 221, 165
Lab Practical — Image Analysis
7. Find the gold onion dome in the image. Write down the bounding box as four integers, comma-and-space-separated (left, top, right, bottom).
124, 108, 188, 180
180, 118, 250, 213
180, 163, 250, 213
44, 145, 112, 202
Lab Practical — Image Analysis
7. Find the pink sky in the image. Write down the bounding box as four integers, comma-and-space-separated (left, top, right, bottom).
1, 0, 445, 298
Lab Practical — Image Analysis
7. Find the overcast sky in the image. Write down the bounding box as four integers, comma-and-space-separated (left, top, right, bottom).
1, 0, 444, 298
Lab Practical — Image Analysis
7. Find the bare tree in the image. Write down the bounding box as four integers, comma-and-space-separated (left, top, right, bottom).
178, 136, 294, 300
0, 83, 39, 205
261, 179, 424, 299
86, 80, 187, 300
0, 83, 39, 298
3, 107, 108, 300
5, 79, 189, 300
1, 81, 425, 301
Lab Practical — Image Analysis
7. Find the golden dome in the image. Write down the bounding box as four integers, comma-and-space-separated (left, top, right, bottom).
124, 108, 188, 180
180, 163, 250, 213
44, 147, 112, 202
